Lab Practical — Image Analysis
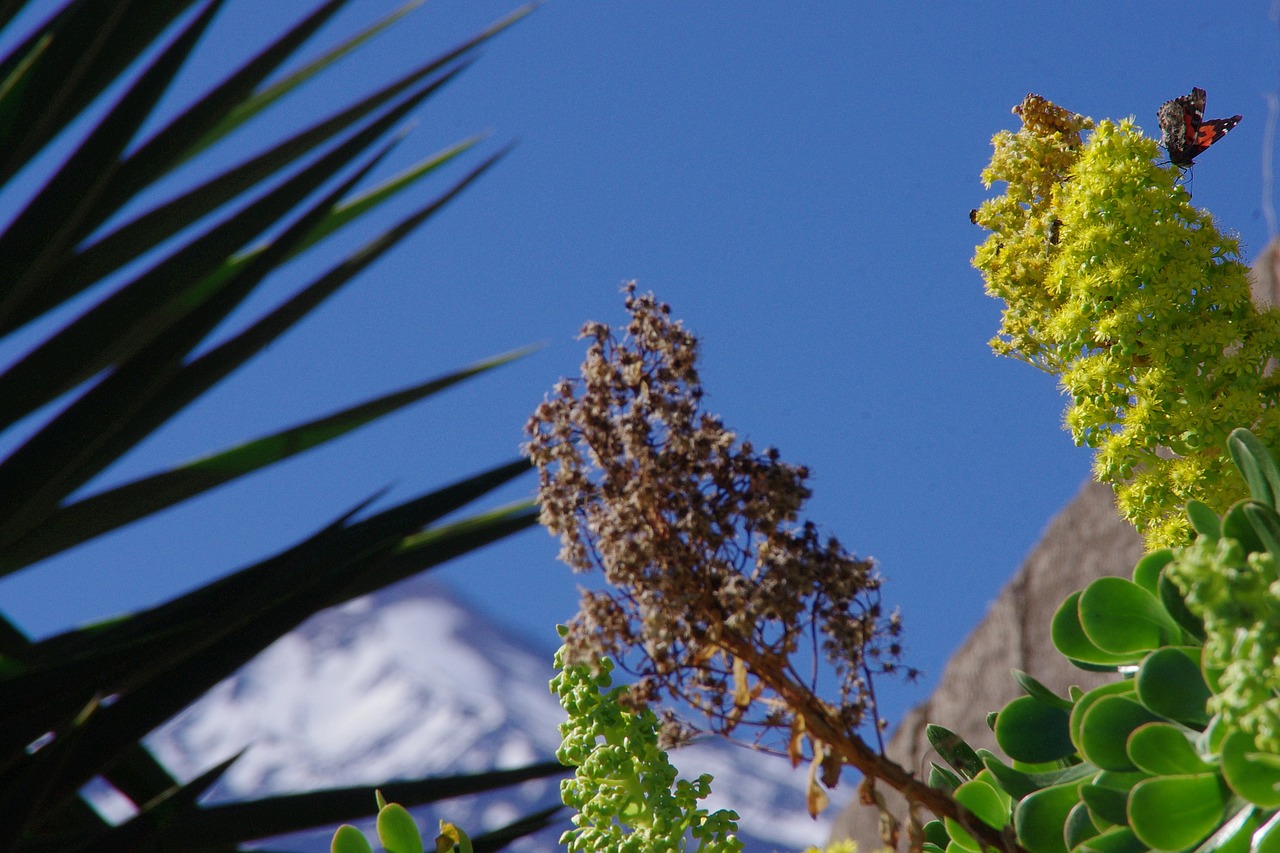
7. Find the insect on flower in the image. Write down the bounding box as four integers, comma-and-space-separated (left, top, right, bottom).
1157, 86, 1241, 167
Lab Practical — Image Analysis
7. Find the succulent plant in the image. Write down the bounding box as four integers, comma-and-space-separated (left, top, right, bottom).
924, 431, 1280, 853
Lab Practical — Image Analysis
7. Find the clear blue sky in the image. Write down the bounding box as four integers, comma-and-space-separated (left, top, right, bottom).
1, 1, 1275, 731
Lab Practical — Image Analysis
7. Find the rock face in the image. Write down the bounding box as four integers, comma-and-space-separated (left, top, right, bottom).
828, 478, 1144, 849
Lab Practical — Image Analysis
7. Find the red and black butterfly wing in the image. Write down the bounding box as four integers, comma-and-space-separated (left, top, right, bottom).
1190, 115, 1242, 156
1158, 87, 1240, 166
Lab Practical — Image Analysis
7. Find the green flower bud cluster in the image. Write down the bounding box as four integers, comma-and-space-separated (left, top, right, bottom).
551, 636, 742, 853
973, 95, 1280, 547
1171, 532, 1280, 752
1164, 429, 1280, 754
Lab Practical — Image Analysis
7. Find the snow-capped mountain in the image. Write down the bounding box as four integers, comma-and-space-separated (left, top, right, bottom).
141, 573, 834, 852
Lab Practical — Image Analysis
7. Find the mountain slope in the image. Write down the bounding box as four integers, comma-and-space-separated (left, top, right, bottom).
141, 574, 831, 851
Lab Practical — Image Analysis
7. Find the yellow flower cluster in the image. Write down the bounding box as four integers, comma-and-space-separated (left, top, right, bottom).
973, 94, 1280, 546
972, 94, 1092, 370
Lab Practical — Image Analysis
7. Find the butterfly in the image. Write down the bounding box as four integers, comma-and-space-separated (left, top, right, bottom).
1157, 87, 1241, 166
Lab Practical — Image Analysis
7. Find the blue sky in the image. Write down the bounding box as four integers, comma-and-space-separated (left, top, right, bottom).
1, 1, 1275, 736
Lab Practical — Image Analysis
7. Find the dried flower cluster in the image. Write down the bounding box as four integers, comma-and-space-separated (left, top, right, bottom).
524, 284, 911, 761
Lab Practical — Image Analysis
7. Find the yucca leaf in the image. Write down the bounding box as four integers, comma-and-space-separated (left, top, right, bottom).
17, 502, 538, 815
187, 0, 429, 157
0, 1, 196, 184
1, 469, 534, 716
108, 136, 506, 379
0, 27, 51, 146
0, 143, 511, 531
12, 499, 537, 845
383, 503, 541, 594
3, 348, 533, 574
50, 751, 244, 853
0, 85, 423, 433
159, 761, 567, 846
0, 0, 37, 38
0, 693, 101, 848
52, 68, 478, 319
37, 3, 539, 327
192, 3, 534, 161
293, 131, 486, 253
71, 0, 355, 251
0, 0, 227, 329
0, 611, 30, 660
470, 805, 564, 853
0, 129, 400, 553
0, 1, 542, 845
0, 143, 511, 567
4, 8, 491, 337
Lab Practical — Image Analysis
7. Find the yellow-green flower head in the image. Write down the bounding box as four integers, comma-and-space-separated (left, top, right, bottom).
972, 94, 1094, 370
973, 94, 1280, 547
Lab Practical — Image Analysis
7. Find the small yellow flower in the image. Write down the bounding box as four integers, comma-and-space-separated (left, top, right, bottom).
973, 95, 1280, 547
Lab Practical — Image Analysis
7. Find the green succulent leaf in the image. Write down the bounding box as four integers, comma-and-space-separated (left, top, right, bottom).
1244, 501, 1280, 558
1015, 782, 1084, 853
1220, 729, 1280, 807
1252, 811, 1280, 853
1013, 669, 1076, 711
1070, 682, 1138, 758
1125, 723, 1214, 776
1077, 696, 1161, 772
1075, 825, 1145, 853
931, 762, 964, 794
983, 756, 1040, 800
1228, 428, 1280, 511
1128, 773, 1229, 851
1192, 805, 1261, 853
1092, 770, 1148, 791
945, 779, 1011, 852
1134, 646, 1211, 728
1052, 591, 1134, 668
1130, 549, 1174, 596
996, 695, 1077, 764
1014, 761, 1096, 790
927, 724, 986, 780
435, 820, 474, 853
1064, 802, 1101, 850
377, 802, 424, 853
1221, 501, 1266, 556
1079, 784, 1130, 828
1157, 570, 1206, 642
1187, 501, 1223, 540
1078, 577, 1180, 656
332, 824, 375, 853
923, 819, 951, 848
